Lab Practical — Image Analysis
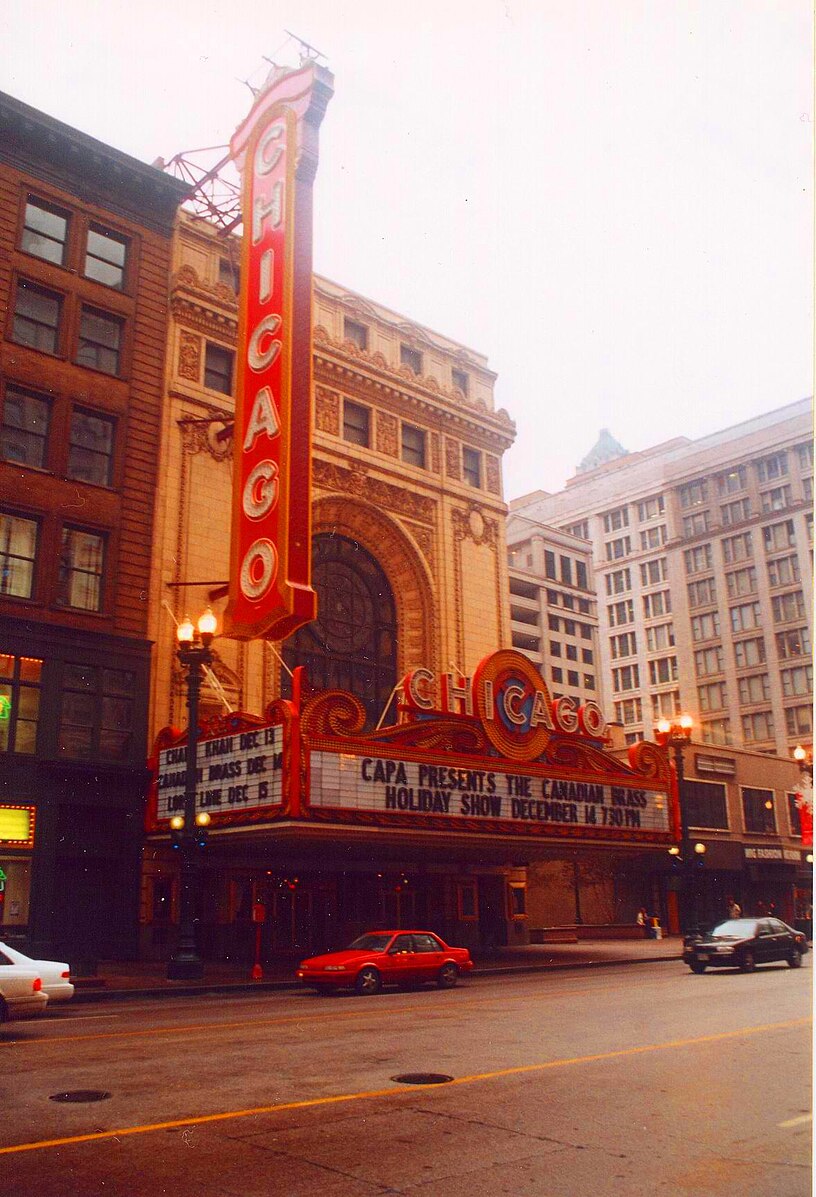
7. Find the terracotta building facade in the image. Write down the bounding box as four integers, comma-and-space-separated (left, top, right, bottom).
0, 93, 188, 960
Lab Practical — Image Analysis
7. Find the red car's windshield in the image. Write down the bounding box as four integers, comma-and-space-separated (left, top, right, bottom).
347, 933, 393, 952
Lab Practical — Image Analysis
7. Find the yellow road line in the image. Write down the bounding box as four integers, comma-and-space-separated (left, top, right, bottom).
0, 1016, 808, 1157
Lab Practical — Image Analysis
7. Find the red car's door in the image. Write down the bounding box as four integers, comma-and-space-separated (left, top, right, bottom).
411, 932, 444, 981
383, 934, 418, 983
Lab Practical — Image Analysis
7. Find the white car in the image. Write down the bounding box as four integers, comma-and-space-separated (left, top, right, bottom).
0, 964, 48, 1022
0, 942, 74, 1003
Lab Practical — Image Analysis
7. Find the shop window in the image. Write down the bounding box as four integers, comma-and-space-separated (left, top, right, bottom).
741, 787, 776, 834
0, 512, 38, 599
507, 882, 527, 919
344, 319, 368, 350
84, 226, 127, 289
1, 386, 51, 469
457, 881, 478, 921
343, 400, 370, 447
58, 663, 135, 760
787, 793, 802, 838
12, 280, 62, 354
21, 197, 69, 265
401, 423, 426, 469
684, 780, 728, 830
76, 306, 123, 375
204, 342, 234, 394
0, 654, 42, 754
57, 527, 105, 611
67, 409, 115, 486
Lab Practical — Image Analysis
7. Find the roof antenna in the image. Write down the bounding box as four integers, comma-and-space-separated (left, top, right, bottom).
283, 29, 328, 63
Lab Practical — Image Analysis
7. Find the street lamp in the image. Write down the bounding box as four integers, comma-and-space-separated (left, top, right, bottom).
167, 609, 217, 981
656, 714, 699, 934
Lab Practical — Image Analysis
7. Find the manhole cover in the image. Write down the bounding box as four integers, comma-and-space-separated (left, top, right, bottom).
49, 1090, 111, 1104
391, 1073, 454, 1085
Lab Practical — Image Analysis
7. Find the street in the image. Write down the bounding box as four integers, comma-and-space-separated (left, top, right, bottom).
1, 960, 811, 1196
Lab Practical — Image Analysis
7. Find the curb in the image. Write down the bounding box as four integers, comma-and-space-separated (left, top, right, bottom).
71, 952, 683, 1003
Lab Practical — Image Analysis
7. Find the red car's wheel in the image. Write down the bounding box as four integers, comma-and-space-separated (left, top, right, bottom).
437, 962, 459, 989
355, 966, 382, 995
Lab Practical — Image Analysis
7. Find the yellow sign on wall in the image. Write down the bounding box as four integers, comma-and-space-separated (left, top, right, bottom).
0, 805, 35, 848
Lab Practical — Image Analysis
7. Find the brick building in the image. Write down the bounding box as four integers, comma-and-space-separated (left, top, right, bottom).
0, 93, 188, 959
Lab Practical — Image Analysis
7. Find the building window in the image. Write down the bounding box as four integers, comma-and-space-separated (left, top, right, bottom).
648, 656, 678, 685
612, 664, 639, 692
775, 627, 810, 660
67, 410, 115, 486
700, 718, 731, 745
551, 666, 563, 683
610, 631, 637, 659
640, 558, 667, 586
685, 780, 728, 829
652, 690, 680, 718
729, 602, 761, 633
605, 535, 631, 560
58, 663, 135, 761
606, 568, 631, 594
344, 319, 368, 350
679, 479, 708, 508
76, 307, 123, 375
646, 622, 675, 651
785, 705, 813, 737
781, 665, 813, 698
615, 698, 642, 725
204, 343, 234, 394
721, 498, 752, 527
762, 520, 795, 553
796, 441, 813, 471
563, 619, 576, 637
562, 594, 575, 610
12, 280, 62, 354
717, 465, 747, 494
565, 643, 578, 661
687, 577, 718, 607
733, 637, 766, 668
576, 561, 588, 589
682, 512, 710, 538
560, 555, 572, 585
788, 793, 802, 838
640, 525, 668, 550
218, 256, 240, 292
694, 646, 724, 677
543, 551, 556, 580
567, 670, 579, 686
0, 653, 42, 754
400, 344, 422, 374
451, 368, 469, 395
725, 566, 757, 598
0, 512, 38, 598
761, 485, 793, 513
563, 520, 589, 539
698, 682, 727, 712
608, 599, 635, 627
1, 386, 50, 469
741, 711, 775, 744
21, 197, 69, 265
602, 506, 629, 532
462, 447, 482, 488
721, 532, 753, 564
742, 787, 776, 833
642, 590, 671, 619
756, 452, 788, 483
57, 527, 105, 611
401, 423, 426, 469
84, 226, 127, 289
738, 674, 770, 704
637, 495, 665, 520
512, 631, 540, 653
684, 544, 712, 574
343, 401, 370, 447
772, 591, 805, 624
584, 674, 595, 689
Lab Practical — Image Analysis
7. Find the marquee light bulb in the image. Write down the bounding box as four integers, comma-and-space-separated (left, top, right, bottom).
169, 815, 184, 830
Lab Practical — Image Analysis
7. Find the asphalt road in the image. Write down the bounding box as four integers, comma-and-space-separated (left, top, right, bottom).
1, 960, 811, 1196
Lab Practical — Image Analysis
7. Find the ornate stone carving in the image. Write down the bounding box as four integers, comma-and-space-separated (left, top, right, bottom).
403, 521, 435, 571
315, 386, 340, 435
445, 437, 461, 480
485, 454, 501, 496
178, 410, 233, 462
376, 411, 399, 457
431, 433, 441, 474
313, 459, 435, 522
178, 331, 201, 382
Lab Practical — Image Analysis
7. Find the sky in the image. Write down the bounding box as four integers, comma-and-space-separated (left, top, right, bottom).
3, 1, 812, 499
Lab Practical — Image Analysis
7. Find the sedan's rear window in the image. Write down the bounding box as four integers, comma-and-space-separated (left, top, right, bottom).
348, 933, 393, 951
711, 920, 758, 937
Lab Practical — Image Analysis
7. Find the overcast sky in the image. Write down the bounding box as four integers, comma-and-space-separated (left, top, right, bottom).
3, 1, 812, 498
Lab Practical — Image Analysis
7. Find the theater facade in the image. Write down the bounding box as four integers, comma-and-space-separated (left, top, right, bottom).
147, 650, 676, 959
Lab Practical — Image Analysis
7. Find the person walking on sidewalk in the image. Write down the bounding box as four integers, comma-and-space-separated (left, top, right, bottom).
636, 907, 649, 937
727, 897, 741, 919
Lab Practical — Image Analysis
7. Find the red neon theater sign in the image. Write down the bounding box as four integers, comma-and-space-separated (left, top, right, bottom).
224, 61, 334, 641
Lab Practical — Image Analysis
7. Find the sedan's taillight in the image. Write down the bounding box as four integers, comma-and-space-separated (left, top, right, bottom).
61, 970, 70, 979
32, 978, 42, 992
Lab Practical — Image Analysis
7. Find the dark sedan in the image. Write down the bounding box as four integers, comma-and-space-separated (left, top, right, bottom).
683, 917, 808, 974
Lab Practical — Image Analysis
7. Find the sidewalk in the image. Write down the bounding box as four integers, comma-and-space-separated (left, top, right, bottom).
72, 936, 682, 1002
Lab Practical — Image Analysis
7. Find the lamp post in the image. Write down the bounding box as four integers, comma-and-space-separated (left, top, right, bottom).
656, 714, 703, 935
167, 609, 217, 981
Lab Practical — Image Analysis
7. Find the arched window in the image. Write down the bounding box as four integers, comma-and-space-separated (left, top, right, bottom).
282, 534, 397, 727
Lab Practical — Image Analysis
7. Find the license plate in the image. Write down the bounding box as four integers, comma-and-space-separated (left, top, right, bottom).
697, 953, 710, 961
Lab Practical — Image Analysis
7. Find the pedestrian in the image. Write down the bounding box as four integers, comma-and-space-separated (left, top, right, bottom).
727, 897, 741, 919
636, 907, 649, 938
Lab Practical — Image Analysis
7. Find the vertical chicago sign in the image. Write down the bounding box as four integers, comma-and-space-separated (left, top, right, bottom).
225, 61, 334, 640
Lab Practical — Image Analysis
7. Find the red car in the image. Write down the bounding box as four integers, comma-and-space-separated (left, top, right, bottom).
297, 930, 474, 995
